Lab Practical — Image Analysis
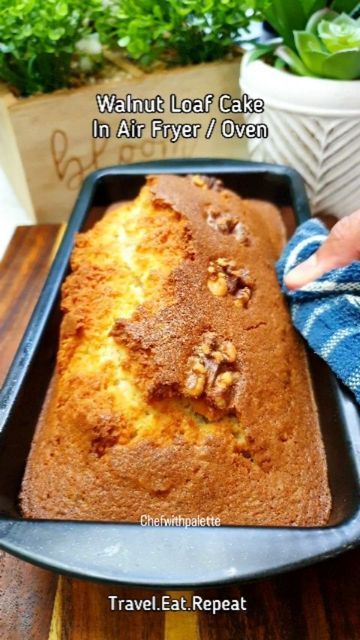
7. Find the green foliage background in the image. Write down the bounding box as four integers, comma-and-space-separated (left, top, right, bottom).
1, 0, 359, 96
0, 0, 253, 96
99, 0, 252, 66
0, 0, 101, 95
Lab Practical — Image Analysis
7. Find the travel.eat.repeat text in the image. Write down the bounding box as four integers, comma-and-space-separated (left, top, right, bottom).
108, 595, 247, 614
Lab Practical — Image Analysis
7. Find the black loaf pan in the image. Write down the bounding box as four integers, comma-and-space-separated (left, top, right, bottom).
0, 159, 359, 588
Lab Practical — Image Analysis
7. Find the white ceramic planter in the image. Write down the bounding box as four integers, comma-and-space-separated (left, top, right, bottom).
240, 52, 360, 218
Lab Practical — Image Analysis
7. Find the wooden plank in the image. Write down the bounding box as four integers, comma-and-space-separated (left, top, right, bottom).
0, 553, 58, 640
48, 584, 202, 640
196, 550, 360, 640
0, 224, 63, 384
48, 578, 165, 640
0, 225, 63, 640
4, 59, 247, 223
164, 592, 200, 640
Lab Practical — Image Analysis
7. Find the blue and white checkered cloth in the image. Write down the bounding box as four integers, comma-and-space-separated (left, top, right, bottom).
277, 218, 360, 404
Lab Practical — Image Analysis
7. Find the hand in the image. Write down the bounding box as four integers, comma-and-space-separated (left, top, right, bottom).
284, 210, 360, 290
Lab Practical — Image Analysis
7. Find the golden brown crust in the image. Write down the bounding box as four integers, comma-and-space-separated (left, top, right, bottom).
20, 175, 331, 525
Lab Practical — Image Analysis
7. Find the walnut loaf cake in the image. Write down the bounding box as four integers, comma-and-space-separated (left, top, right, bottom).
21, 174, 331, 525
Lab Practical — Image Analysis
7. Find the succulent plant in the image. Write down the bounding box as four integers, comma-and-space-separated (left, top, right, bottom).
250, 0, 360, 79
276, 9, 360, 79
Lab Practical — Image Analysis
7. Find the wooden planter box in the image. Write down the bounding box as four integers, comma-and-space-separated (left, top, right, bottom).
0, 58, 247, 223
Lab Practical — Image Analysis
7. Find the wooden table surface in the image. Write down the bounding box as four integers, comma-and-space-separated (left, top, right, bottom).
0, 225, 359, 640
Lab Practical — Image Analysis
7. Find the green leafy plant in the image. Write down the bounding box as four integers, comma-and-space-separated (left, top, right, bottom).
98, 0, 254, 67
0, 0, 102, 96
251, 0, 360, 79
